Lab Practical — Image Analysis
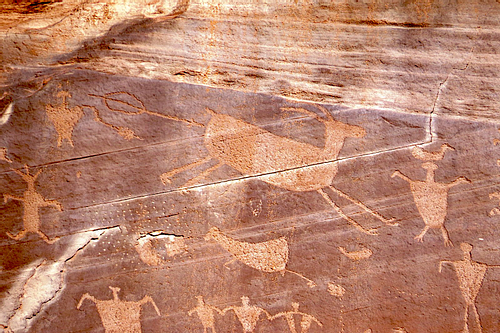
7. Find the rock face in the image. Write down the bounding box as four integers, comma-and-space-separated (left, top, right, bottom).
1, 1, 500, 333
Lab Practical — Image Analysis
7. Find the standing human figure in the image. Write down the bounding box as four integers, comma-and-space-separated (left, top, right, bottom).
188, 296, 223, 333
270, 302, 322, 333
222, 296, 271, 333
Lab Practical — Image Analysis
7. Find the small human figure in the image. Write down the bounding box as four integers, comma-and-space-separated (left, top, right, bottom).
77, 286, 160, 333
270, 302, 322, 333
188, 296, 223, 333
439, 243, 499, 333
4, 165, 62, 244
222, 296, 271, 333
392, 161, 470, 246
45, 90, 84, 147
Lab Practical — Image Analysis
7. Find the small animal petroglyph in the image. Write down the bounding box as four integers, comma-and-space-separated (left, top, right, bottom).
188, 296, 223, 333
222, 296, 271, 333
205, 227, 316, 287
488, 192, 500, 216
4, 165, 62, 244
77, 286, 160, 333
46, 90, 84, 147
392, 144, 470, 246
162, 104, 395, 235
270, 302, 322, 333
439, 243, 499, 333
338, 246, 373, 261
327, 283, 346, 298
0, 147, 12, 163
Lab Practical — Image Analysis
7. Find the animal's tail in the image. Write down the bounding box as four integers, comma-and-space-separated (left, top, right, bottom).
284, 269, 317, 288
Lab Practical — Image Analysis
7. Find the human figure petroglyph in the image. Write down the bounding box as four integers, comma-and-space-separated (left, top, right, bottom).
338, 246, 372, 261
270, 302, 322, 333
222, 296, 271, 333
46, 90, 84, 147
439, 243, 500, 333
0, 148, 12, 163
188, 296, 223, 333
392, 144, 470, 246
488, 192, 500, 216
77, 286, 160, 333
162, 104, 395, 235
205, 227, 316, 287
4, 165, 62, 244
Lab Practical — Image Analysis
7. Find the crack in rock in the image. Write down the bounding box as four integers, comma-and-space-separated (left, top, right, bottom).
0, 227, 120, 332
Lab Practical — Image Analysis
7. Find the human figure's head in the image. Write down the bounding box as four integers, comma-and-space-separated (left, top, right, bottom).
241, 296, 250, 306
196, 295, 204, 304
460, 242, 473, 259
292, 302, 300, 311
109, 286, 121, 300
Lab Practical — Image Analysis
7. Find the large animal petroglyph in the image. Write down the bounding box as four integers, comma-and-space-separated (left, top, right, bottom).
205, 227, 316, 287
392, 144, 470, 246
4, 165, 62, 244
77, 286, 160, 333
162, 104, 395, 235
439, 243, 499, 333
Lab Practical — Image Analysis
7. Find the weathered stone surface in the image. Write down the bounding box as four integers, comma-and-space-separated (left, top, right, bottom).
2, 1, 500, 333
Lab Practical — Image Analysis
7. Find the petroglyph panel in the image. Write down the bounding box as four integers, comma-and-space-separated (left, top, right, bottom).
2, 70, 500, 333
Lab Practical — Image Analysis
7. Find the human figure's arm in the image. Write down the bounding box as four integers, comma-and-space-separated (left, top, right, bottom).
43, 199, 63, 211
391, 171, 411, 183
140, 296, 161, 316
210, 305, 224, 315
221, 306, 234, 315
447, 176, 471, 189
439, 260, 453, 273
4, 194, 23, 203
77, 293, 97, 309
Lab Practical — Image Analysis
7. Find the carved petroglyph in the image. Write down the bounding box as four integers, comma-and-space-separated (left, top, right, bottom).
205, 227, 316, 287
411, 143, 454, 161
488, 192, 500, 216
135, 232, 186, 265
222, 296, 271, 333
4, 165, 62, 244
135, 237, 164, 266
270, 302, 322, 333
86, 91, 203, 140
46, 90, 84, 147
77, 286, 160, 333
327, 283, 346, 298
188, 296, 223, 333
493, 129, 500, 166
163, 105, 395, 235
0, 148, 12, 163
392, 145, 470, 246
439, 243, 500, 333
338, 246, 373, 261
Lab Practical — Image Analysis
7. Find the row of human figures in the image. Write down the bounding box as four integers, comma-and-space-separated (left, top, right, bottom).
77, 289, 322, 333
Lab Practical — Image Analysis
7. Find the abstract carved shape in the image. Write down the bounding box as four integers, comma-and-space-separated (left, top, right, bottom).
392, 148, 470, 246
411, 143, 454, 161
270, 302, 323, 333
205, 227, 316, 287
338, 246, 373, 261
222, 296, 271, 333
163, 105, 395, 235
4, 165, 62, 244
488, 192, 500, 216
46, 90, 84, 147
77, 286, 160, 333
439, 243, 499, 333
327, 283, 346, 298
188, 296, 223, 333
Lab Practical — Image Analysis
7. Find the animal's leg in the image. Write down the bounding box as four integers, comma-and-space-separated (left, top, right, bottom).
161, 156, 212, 184
471, 303, 482, 333
328, 186, 396, 225
37, 231, 59, 244
440, 226, 453, 247
284, 269, 317, 288
414, 226, 430, 243
317, 189, 378, 235
184, 162, 224, 187
6, 229, 28, 241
